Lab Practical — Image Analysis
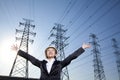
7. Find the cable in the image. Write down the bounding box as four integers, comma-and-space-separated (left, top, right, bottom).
64, 33, 120, 66
99, 31, 120, 42
81, 0, 120, 34
65, 29, 120, 68
57, 0, 72, 23
67, 24, 120, 55
67, 40, 119, 70
70, 53, 92, 65
58, 0, 77, 23
40, 0, 77, 49
68, 51, 116, 71
97, 22, 120, 35
65, 0, 95, 29
68, 0, 120, 44
68, 59, 92, 71
68, 0, 110, 36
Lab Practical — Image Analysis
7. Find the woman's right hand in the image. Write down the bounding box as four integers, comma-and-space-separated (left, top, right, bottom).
11, 44, 19, 52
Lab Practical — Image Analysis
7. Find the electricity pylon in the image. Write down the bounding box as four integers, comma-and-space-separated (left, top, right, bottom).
48, 23, 70, 80
89, 33, 106, 80
112, 38, 120, 80
9, 18, 36, 78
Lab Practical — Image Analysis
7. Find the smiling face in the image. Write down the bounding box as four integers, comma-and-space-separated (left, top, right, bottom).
45, 47, 57, 59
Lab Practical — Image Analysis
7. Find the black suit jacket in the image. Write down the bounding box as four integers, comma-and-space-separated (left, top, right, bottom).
18, 47, 85, 80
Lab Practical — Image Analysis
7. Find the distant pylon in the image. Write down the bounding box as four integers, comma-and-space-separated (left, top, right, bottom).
89, 33, 106, 80
48, 23, 70, 80
112, 38, 120, 80
9, 18, 36, 78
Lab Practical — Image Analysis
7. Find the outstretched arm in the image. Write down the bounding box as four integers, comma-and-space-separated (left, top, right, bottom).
11, 44, 41, 67
61, 43, 91, 68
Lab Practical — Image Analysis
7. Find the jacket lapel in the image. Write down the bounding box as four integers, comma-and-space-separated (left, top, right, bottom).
42, 60, 59, 74
50, 60, 58, 74
42, 60, 48, 74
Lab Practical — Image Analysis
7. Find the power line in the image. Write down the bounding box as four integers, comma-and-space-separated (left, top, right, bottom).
68, 59, 92, 72
68, 25, 120, 51
70, 53, 91, 65
97, 22, 120, 35
37, 0, 76, 50
65, 0, 95, 29
62, 31, 119, 68
68, 0, 120, 44
58, 0, 77, 23
68, 50, 117, 75
68, 20, 120, 49
80, 0, 120, 34
67, 31, 120, 68
64, 38, 118, 77
63, 30, 120, 68
57, 0, 72, 23
68, 0, 110, 35
99, 31, 120, 42
68, 50, 116, 72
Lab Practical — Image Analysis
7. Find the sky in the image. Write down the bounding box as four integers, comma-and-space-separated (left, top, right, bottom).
0, 0, 120, 80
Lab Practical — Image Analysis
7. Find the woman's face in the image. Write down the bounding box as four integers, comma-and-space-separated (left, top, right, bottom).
46, 48, 56, 59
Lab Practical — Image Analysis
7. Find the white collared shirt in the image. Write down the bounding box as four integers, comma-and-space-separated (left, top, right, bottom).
45, 58, 55, 73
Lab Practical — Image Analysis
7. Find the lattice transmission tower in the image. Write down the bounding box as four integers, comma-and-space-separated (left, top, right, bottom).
9, 18, 36, 78
89, 33, 106, 80
112, 38, 120, 80
48, 23, 70, 80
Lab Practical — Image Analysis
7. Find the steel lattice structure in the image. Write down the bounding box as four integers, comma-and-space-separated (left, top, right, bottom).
112, 38, 120, 80
48, 23, 70, 80
9, 18, 36, 78
90, 33, 106, 80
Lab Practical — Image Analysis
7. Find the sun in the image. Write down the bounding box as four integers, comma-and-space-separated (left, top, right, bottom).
0, 37, 16, 64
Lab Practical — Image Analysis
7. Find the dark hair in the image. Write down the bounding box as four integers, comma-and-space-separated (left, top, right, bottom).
45, 47, 57, 58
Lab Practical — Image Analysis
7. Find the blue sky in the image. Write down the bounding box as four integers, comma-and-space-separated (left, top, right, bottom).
0, 0, 120, 80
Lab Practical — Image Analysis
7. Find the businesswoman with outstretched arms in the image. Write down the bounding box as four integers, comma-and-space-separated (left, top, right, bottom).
11, 43, 91, 80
